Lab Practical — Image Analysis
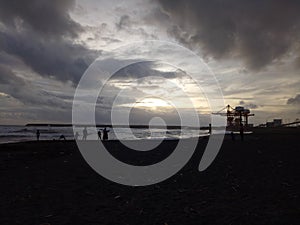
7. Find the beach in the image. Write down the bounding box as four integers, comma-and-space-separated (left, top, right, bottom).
0, 128, 299, 225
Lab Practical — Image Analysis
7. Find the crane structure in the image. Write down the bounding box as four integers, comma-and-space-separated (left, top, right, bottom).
212, 105, 255, 129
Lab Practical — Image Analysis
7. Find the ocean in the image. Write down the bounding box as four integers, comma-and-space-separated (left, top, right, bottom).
0, 125, 210, 144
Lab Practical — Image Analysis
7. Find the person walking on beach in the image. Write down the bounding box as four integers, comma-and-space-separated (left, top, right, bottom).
240, 123, 244, 141
97, 130, 102, 140
36, 129, 40, 141
82, 127, 88, 140
74, 132, 79, 140
102, 127, 110, 141
208, 123, 212, 134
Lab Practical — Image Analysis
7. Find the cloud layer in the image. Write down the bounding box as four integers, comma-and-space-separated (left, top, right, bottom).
0, 0, 299, 124
0, 0, 98, 84
0, 0, 99, 123
287, 94, 300, 105
0, 0, 81, 37
157, 0, 300, 70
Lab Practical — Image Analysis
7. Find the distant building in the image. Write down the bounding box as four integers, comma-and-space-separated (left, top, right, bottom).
266, 119, 282, 128
273, 119, 282, 127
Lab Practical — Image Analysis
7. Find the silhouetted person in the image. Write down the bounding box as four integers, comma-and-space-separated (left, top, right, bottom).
103, 127, 110, 141
36, 129, 40, 141
74, 132, 79, 140
231, 131, 235, 141
97, 130, 102, 140
59, 134, 66, 141
82, 127, 88, 140
240, 123, 244, 141
208, 123, 212, 134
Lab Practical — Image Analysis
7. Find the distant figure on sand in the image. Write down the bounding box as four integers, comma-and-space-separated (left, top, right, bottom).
208, 123, 212, 134
97, 130, 102, 140
74, 132, 79, 140
59, 135, 66, 141
103, 127, 110, 141
82, 127, 88, 140
36, 129, 40, 141
240, 123, 244, 141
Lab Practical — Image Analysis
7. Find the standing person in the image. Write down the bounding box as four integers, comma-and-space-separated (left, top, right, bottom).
208, 123, 212, 134
74, 132, 79, 140
82, 127, 88, 140
97, 130, 102, 140
59, 134, 66, 141
240, 123, 244, 141
103, 127, 110, 141
36, 129, 40, 141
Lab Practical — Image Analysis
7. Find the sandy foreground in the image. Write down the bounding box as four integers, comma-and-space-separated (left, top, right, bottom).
0, 128, 299, 225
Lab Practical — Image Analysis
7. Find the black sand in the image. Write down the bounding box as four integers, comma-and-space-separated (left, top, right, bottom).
0, 128, 299, 225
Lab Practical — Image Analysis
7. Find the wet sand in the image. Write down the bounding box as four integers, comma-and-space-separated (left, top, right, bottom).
0, 128, 299, 225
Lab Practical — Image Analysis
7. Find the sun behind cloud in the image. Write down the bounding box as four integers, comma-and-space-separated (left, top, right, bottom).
135, 98, 172, 110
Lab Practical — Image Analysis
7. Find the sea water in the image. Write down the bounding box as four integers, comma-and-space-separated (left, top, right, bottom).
0, 125, 210, 144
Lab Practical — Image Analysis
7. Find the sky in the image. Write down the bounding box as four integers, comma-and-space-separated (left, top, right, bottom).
0, 0, 299, 126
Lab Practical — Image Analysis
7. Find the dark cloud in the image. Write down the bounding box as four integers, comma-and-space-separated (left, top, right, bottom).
0, 51, 25, 68
143, 7, 171, 27
0, 65, 25, 86
112, 61, 186, 80
116, 15, 131, 30
157, 0, 300, 70
116, 14, 158, 39
0, 65, 70, 107
287, 94, 300, 105
0, 67, 73, 109
238, 100, 258, 109
245, 103, 258, 109
0, 29, 97, 84
0, 0, 100, 85
0, 0, 82, 38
